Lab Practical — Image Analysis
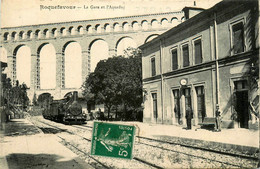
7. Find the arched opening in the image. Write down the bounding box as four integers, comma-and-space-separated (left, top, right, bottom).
114, 23, 120, 32
87, 25, 93, 34
39, 44, 56, 89
4, 32, 9, 41
63, 42, 82, 88
43, 29, 49, 38
69, 27, 75, 35
52, 28, 58, 37
145, 34, 159, 43
141, 20, 148, 30
27, 31, 33, 39
78, 26, 84, 35
104, 24, 110, 33
89, 39, 109, 72
151, 19, 159, 29
123, 22, 129, 31
161, 18, 169, 27
132, 21, 139, 31
11, 32, 17, 40
171, 17, 178, 27
96, 24, 101, 33
35, 30, 41, 39
116, 37, 137, 56
19, 31, 25, 39
60, 27, 66, 36
14, 45, 31, 87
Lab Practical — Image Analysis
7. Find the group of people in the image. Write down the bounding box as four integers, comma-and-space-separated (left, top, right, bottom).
185, 105, 221, 131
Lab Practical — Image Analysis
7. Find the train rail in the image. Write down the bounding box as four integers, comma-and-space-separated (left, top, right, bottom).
35, 119, 164, 169
30, 116, 259, 168
69, 123, 258, 168
71, 124, 258, 159
38, 126, 110, 169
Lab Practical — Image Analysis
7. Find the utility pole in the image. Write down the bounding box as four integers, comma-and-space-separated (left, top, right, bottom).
214, 12, 220, 113
160, 39, 164, 124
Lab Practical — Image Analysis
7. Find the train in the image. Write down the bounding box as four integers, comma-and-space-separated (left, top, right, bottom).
42, 91, 87, 123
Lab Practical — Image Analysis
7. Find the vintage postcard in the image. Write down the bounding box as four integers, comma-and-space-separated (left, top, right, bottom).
0, 0, 259, 168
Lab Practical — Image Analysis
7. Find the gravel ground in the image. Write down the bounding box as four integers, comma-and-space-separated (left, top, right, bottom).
29, 116, 259, 168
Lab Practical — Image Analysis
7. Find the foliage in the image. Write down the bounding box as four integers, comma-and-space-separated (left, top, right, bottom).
82, 48, 143, 121
2, 79, 29, 110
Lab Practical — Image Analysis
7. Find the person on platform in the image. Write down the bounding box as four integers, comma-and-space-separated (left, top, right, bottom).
215, 104, 221, 132
185, 106, 193, 130
99, 108, 104, 120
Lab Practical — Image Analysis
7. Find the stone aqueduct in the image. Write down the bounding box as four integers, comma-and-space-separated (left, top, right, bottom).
1, 11, 184, 100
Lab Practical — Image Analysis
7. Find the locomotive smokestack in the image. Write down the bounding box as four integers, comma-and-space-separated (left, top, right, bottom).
73, 91, 78, 101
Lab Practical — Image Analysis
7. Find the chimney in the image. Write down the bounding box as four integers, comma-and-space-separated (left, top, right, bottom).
182, 6, 205, 20
73, 91, 78, 101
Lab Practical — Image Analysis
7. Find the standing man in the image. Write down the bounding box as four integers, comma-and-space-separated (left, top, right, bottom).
185, 106, 193, 130
215, 104, 221, 132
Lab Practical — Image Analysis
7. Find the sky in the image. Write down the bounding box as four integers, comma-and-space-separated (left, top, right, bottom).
1, 0, 222, 28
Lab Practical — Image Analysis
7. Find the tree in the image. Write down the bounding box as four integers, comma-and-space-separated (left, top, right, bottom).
2, 79, 29, 117
82, 48, 143, 121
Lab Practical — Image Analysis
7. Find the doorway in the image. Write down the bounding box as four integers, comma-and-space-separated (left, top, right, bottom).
172, 89, 181, 124
234, 80, 249, 128
236, 91, 249, 128
152, 93, 158, 123
196, 86, 205, 123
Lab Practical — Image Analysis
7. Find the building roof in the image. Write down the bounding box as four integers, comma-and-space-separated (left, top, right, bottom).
139, 0, 255, 50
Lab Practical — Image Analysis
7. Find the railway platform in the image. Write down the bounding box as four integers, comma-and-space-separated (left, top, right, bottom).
88, 121, 259, 158
0, 118, 259, 168
138, 122, 259, 157
0, 118, 94, 169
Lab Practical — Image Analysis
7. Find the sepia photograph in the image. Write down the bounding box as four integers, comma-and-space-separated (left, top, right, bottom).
0, 0, 259, 168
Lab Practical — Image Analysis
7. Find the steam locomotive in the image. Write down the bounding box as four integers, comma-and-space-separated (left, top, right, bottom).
42, 91, 86, 123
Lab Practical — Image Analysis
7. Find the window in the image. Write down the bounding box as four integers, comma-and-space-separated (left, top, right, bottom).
182, 44, 189, 67
194, 39, 202, 64
151, 57, 156, 76
152, 93, 158, 120
232, 22, 244, 54
234, 80, 248, 90
171, 48, 178, 70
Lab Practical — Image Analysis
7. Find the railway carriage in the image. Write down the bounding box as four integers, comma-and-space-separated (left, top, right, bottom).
42, 91, 87, 123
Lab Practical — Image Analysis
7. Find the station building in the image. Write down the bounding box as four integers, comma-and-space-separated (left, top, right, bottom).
140, 0, 259, 129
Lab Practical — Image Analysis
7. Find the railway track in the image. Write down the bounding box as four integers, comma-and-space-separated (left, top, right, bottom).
70, 123, 259, 168
32, 118, 258, 168
34, 119, 164, 169
72, 124, 258, 158
38, 126, 110, 169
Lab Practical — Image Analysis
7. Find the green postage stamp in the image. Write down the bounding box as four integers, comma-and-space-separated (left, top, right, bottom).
91, 121, 135, 159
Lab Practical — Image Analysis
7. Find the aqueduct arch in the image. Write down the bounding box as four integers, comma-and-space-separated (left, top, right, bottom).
1, 11, 184, 100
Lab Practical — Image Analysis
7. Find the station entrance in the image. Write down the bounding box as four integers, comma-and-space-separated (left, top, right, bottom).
234, 80, 249, 128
